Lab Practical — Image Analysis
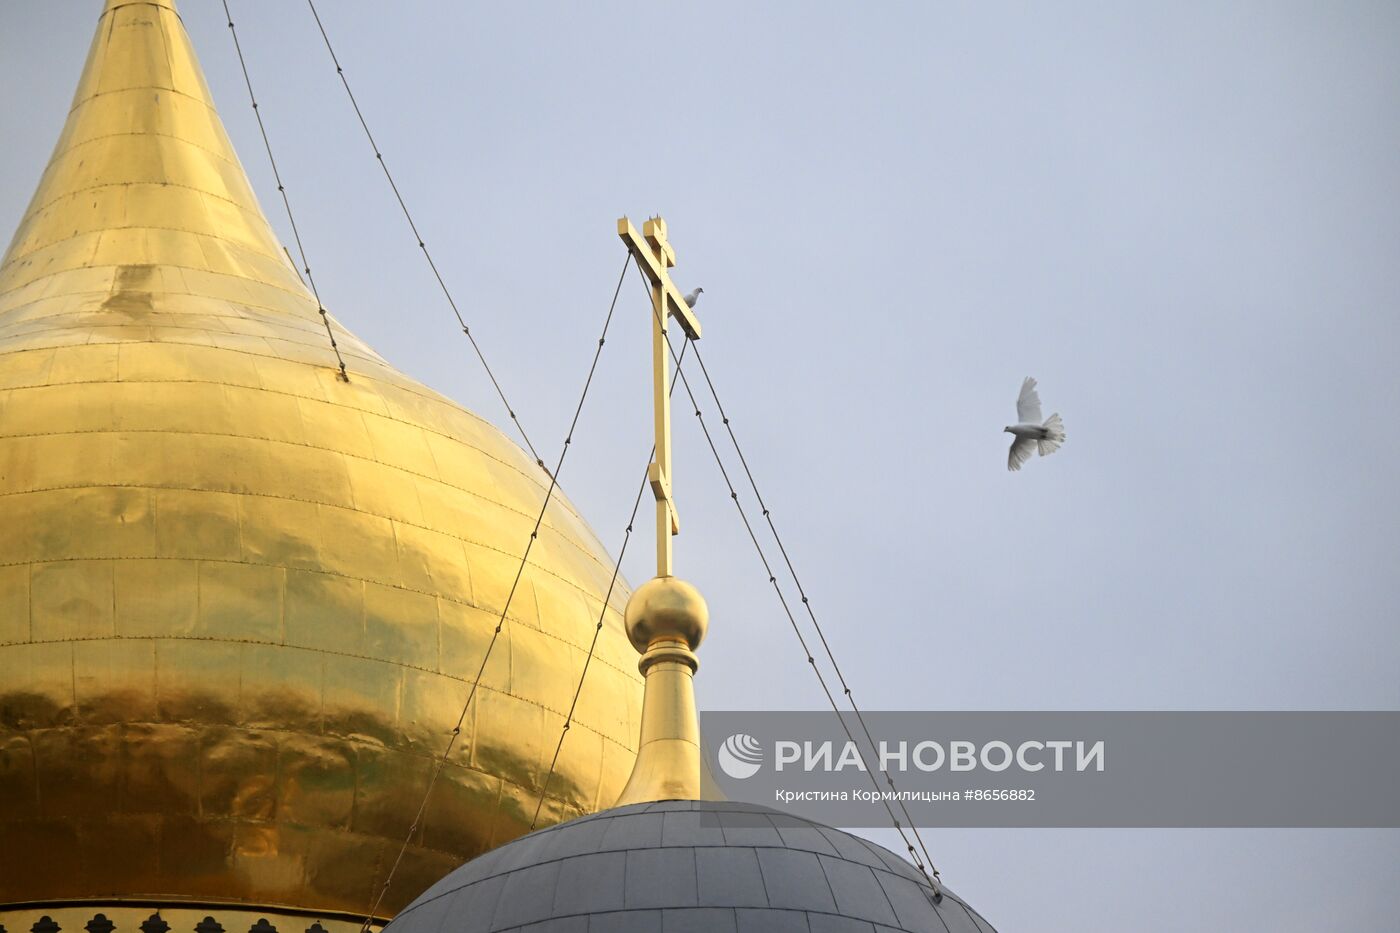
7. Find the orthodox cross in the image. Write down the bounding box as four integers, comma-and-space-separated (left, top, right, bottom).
617, 216, 702, 578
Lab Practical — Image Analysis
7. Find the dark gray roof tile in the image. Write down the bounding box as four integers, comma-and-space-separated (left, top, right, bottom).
660, 808, 728, 848
932, 898, 984, 933
756, 848, 837, 913
491, 860, 562, 929
718, 811, 784, 848
874, 871, 946, 933
818, 855, 900, 927
449, 871, 507, 931
552, 851, 626, 915
393, 887, 453, 933
815, 827, 893, 871
696, 847, 768, 908
598, 811, 665, 853
625, 847, 698, 909
536, 812, 613, 860
773, 821, 842, 857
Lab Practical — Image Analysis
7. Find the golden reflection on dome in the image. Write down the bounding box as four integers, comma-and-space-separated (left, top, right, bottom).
0, 0, 641, 917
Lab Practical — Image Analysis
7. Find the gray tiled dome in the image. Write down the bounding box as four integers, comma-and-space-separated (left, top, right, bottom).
387, 800, 997, 933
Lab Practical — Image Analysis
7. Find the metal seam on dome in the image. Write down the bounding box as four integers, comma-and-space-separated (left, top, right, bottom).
0, 364, 612, 540
3, 637, 638, 752
6, 216, 314, 267
8, 184, 288, 247
0, 333, 386, 369
0, 515, 633, 641
66, 80, 212, 110
0, 332, 525, 460
0, 260, 330, 313
0, 367, 578, 513
0, 428, 619, 570
16, 128, 271, 180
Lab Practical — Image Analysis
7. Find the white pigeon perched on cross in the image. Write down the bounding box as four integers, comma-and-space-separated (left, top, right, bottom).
684, 287, 703, 308
1005, 377, 1066, 471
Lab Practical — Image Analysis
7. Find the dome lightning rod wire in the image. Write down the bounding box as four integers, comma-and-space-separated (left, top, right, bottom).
221, 2, 348, 382
688, 340, 944, 885
302, 0, 548, 473
356, 251, 634, 932
529, 338, 691, 831
630, 264, 944, 893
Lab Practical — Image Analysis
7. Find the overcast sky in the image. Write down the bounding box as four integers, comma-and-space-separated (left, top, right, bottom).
3, 2, 1398, 930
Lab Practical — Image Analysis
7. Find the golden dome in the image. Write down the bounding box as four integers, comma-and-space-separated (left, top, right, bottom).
0, 0, 641, 918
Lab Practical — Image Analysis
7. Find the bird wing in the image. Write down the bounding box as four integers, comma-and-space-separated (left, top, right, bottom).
1016, 377, 1042, 423
1008, 435, 1036, 472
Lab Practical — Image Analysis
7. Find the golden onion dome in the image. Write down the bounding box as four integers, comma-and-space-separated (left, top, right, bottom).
0, 0, 641, 918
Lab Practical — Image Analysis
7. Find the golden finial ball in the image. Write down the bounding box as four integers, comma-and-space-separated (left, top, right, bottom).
624, 575, 709, 654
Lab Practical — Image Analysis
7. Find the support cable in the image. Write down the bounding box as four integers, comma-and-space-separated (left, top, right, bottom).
357, 253, 633, 932
630, 266, 943, 893
688, 340, 943, 884
222, 1, 348, 382
302, 0, 546, 469
529, 340, 691, 831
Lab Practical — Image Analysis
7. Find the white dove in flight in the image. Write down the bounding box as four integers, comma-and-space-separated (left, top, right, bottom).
1005, 377, 1066, 472
684, 287, 704, 308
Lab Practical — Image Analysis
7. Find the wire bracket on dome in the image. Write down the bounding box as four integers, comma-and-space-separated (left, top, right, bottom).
356, 251, 634, 933
628, 263, 945, 894
302, 0, 548, 471
222, 2, 349, 383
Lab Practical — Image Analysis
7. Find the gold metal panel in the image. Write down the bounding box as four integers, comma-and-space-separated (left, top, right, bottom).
32, 725, 124, 820
31, 560, 116, 640
417, 761, 504, 855
0, 563, 28, 645
1, 642, 75, 729
0, 733, 37, 821
316, 505, 399, 584
120, 722, 201, 815
397, 666, 468, 754
197, 560, 284, 642
323, 655, 400, 747
277, 733, 356, 829
156, 638, 242, 724
0, 0, 641, 916
436, 599, 512, 691
115, 558, 199, 637
154, 488, 243, 561
73, 638, 157, 725
392, 520, 469, 597
238, 644, 323, 733
284, 569, 365, 654
350, 741, 434, 840
363, 582, 440, 672
200, 726, 278, 821
360, 411, 442, 479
